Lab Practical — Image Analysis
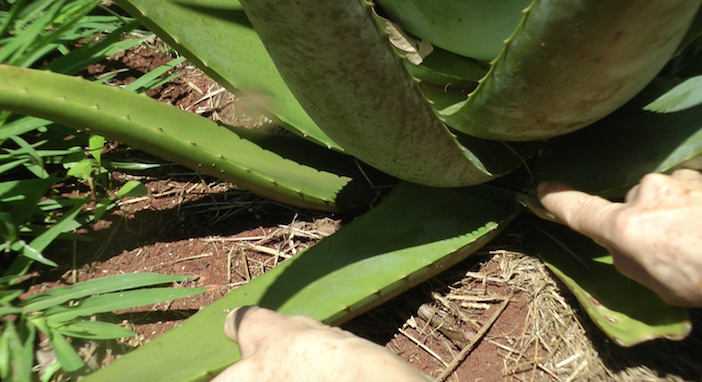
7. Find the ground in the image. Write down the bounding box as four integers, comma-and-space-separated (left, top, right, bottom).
25, 40, 702, 382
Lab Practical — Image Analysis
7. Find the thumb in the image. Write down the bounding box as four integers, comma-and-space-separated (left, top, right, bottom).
223, 306, 328, 358
537, 181, 620, 244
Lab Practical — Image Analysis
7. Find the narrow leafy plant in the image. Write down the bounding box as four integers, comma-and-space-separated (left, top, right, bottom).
0, 1, 701, 381
0, 2, 207, 380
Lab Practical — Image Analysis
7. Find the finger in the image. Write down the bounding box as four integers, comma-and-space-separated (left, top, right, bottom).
671, 168, 702, 184
537, 181, 621, 243
624, 183, 640, 203
223, 306, 317, 358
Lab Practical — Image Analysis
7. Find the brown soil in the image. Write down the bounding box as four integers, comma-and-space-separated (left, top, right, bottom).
23, 39, 702, 382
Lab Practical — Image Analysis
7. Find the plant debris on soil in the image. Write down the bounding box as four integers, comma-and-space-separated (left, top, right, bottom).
26, 38, 702, 382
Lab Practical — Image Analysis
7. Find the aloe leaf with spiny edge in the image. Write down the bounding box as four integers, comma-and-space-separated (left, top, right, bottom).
82, 185, 520, 382
525, 217, 691, 347
375, 0, 530, 61
437, 0, 701, 141
505, 79, 702, 198
0, 65, 379, 212
112, 0, 341, 151
238, 0, 532, 187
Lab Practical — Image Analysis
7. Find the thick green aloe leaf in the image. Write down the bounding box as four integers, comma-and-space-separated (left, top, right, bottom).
84, 185, 520, 382
0, 65, 378, 212
439, 0, 701, 141
526, 217, 691, 347
239, 0, 525, 187
644, 75, 702, 113
404, 47, 488, 90
375, 0, 529, 61
510, 79, 702, 197
113, 0, 340, 151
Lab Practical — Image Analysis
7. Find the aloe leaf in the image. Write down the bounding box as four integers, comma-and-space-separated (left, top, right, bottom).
375, 0, 529, 61
22, 273, 191, 312
439, 0, 701, 141
113, 0, 340, 151
0, 65, 377, 212
526, 217, 691, 347
240, 0, 526, 187
644, 75, 702, 113
44, 287, 209, 324
513, 79, 702, 197
675, 5, 702, 56
52, 321, 136, 340
403, 47, 488, 89
84, 184, 519, 382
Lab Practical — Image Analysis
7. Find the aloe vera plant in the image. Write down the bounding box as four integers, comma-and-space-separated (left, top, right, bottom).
1, 0, 702, 380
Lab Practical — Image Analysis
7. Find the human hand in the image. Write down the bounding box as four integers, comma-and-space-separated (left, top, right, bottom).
537, 169, 702, 307
212, 306, 430, 382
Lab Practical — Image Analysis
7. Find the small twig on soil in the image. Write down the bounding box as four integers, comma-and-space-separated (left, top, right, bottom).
463, 271, 510, 283
148, 253, 212, 271
435, 292, 514, 382
203, 236, 267, 242
564, 359, 588, 382
242, 251, 251, 281
226, 244, 236, 283
397, 328, 448, 368
488, 339, 519, 354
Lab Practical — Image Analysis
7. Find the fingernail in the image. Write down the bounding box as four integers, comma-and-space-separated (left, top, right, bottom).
537, 181, 551, 195
223, 307, 244, 342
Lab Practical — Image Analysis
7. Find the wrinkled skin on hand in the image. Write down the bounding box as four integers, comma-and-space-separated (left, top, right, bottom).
538, 169, 702, 307
212, 306, 430, 382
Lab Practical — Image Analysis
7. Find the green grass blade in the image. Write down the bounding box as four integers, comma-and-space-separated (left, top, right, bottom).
84, 184, 519, 382
44, 20, 147, 75
13, 0, 101, 68
526, 217, 691, 346
0, 0, 67, 65
0, 290, 23, 305
122, 56, 186, 93
47, 329, 85, 373
52, 321, 136, 340
0, 65, 378, 212
0, 321, 35, 382
0, 307, 23, 316
0, 0, 29, 40
0, 116, 52, 140
8, 135, 44, 175
0, 158, 30, 175
0, 178, 53, 203
25, 203, 83, 255
115, 180, 147, 197
22, 273, 191, 312
45, 287, 209, 324
114, 0, 341, 151
10, 240, 57, 267
0, 324, 10, 380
